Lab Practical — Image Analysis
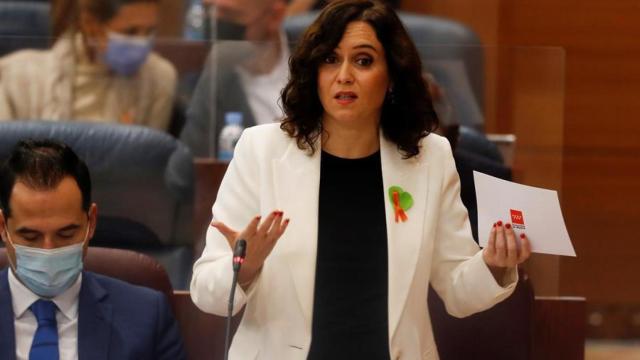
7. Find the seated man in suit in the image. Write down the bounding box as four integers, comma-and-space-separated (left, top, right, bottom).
0, 139, 186, 360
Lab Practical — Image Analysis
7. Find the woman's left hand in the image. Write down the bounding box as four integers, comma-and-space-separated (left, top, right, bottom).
483, 221, 531, 273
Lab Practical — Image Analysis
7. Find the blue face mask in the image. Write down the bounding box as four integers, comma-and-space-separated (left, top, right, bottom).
103, 32, 152, 77
5, 227, 88, 298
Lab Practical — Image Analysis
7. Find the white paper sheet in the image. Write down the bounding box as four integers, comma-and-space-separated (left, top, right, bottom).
473, 171, 576, 257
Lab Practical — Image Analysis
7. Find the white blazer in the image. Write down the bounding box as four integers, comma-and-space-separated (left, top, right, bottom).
191, 123, 517, 360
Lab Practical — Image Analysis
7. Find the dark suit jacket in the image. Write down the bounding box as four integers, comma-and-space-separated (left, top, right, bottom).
454, 149, 511, 243
179, 46, 257, 158
0, 269, 186, 360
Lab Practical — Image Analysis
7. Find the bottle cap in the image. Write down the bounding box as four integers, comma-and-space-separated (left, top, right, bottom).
224, 112, 243, 125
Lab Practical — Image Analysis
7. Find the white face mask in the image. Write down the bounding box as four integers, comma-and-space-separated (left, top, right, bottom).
5, 223, 90, 298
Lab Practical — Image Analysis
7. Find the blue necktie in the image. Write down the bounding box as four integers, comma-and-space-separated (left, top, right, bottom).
29, 299, 60, 360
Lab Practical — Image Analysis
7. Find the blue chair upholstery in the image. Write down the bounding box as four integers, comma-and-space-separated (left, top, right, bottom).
458, 125, 504, 163
0, 1, 51, 57
0, 121, 195, 289
284, 11, 485, 129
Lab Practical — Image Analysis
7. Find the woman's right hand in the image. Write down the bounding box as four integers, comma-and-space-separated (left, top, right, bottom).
211, 210, 290, 289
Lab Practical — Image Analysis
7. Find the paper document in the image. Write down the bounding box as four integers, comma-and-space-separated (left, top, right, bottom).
474, 171, 575, 257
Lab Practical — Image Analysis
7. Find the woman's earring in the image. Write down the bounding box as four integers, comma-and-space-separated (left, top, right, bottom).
387, 87, 397, 105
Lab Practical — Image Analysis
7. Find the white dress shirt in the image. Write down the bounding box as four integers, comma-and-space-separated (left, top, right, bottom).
236, 31, 290, 125
8, 269, 81, 360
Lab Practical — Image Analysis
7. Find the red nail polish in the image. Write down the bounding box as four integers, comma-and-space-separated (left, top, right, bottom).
520, 233, 525, 239
492, 223, 496, 228
497, 221, 503, 226
505, 223, 511, 229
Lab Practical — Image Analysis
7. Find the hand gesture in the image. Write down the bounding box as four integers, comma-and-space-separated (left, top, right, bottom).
482, 221, 531, 279
212, 210, 289, 288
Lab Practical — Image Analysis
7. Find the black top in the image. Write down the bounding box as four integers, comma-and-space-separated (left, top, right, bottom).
308, 151, 390, 360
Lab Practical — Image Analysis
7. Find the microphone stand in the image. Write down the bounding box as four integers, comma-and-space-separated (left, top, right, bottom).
224, 239, 246, 360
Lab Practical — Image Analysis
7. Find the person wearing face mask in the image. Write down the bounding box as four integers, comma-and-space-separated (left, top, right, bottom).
0, 0, 177, 131
0, 139, 186, 360
179, 0, 290, 157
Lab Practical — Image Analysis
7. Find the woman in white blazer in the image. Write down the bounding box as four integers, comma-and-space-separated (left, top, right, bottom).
191, 1, 531, 359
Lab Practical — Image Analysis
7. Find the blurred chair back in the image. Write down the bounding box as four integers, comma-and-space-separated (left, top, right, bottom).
428, 269, 533, 359
284, 11, 485, 129
0, 121, 193, 245
193, 159, 229, 260
0, 1, 51, 57
0, 247, 174, 307
0, 121, 195, 289
173, 291, 242, 360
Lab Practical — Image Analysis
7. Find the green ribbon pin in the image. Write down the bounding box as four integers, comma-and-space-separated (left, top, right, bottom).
388, 186, 413, 222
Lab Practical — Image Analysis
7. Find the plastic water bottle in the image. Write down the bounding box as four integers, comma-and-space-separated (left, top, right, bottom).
218, 112, 244, 161
184, 0, 206, 40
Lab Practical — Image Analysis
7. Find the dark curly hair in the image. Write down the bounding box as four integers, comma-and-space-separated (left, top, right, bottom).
280, 0, 438, 158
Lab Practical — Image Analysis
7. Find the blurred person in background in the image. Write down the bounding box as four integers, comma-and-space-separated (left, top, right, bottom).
179, 0, 289, 157
0, 0, 177, 131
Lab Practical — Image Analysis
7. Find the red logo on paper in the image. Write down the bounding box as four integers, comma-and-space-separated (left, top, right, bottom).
510, 209, 525, 226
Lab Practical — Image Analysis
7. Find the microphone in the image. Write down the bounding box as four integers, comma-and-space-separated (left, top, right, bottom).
224, 239, 247, 360
232, 239, 247, 271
